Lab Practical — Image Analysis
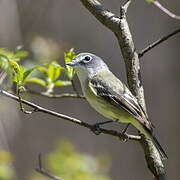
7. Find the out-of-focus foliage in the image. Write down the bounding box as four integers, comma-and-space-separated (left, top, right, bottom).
28, 61, 72, 94
0, 151, 14, 180
0, 47, 28, 88
146, 0, 154, 3
0, 47, 76, 94
30, 139, 112, 180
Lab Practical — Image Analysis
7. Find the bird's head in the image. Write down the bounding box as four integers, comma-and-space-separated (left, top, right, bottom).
66, 53, 108, 77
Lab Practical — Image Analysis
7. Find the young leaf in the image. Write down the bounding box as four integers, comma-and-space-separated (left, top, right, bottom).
26, 77, 46, 87
14, 50, 28, 59
8, 59, 20, 76
8, 59, 23, 86
48, 61, 61, 82
14, 46, 28, 60
52, 63, 67, 73
13, 75, 18, 83
23, 66, 39, 82
64, 49, 75, 63
55, 80, 72, 86
19, 66, 24, 82
64, 49, 76, 80
38, 67, 48, 77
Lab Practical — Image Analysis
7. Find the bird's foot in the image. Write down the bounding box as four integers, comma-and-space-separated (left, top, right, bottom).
91, 123, 102, 135
91, 120, 114, 135
121, 132, 129, 142
122, 123, 130, 134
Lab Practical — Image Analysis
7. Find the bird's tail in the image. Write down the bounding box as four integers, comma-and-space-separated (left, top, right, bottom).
132, 119, 168, 160
151, 135, 168, 160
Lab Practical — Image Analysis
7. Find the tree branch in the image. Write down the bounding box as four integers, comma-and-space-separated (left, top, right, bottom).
139, 28, 180, 58
79, 0, 120, 33
152, 0, 180, 20
0, 89, 140, 141
117, 1, 147, 113
79, 0, 167, 179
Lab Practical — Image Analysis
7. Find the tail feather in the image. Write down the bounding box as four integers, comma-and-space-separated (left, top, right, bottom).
132, 119, 167, 160
152, 135, 168, 160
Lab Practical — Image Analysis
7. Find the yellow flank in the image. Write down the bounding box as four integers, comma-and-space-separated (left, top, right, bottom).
84, 78, 132, 123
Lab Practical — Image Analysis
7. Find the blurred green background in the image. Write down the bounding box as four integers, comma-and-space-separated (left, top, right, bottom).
0, 0, 180, 179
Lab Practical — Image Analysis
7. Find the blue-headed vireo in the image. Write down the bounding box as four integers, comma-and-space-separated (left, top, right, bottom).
66, 53, 167, 160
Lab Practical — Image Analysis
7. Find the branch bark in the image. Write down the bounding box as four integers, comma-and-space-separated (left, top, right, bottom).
79, 0, 166, 179
139, 28, 180, 58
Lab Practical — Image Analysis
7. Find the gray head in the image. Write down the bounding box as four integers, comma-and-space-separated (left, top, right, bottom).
66, 53, 108, 77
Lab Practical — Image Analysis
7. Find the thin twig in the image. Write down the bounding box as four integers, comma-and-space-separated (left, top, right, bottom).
26, 86, 85, 99
0, 89, 141, 141
139, 28, 180, 58
35, 153, 63, 180
153, 0, 180, 20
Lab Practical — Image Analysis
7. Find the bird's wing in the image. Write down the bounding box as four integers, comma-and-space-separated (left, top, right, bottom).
89, 75, 152, 131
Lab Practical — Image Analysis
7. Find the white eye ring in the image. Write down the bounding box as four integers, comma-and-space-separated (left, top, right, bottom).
83, 55, 92, 62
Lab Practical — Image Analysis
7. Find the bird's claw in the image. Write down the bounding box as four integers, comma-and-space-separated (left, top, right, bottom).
121, 132, 129, 142
91, 123, 102, 135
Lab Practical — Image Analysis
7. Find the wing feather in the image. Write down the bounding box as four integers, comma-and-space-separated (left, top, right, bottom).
89, 76, 153, 131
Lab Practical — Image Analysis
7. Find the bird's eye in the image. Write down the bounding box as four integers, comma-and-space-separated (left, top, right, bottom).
84, 55, 92, 62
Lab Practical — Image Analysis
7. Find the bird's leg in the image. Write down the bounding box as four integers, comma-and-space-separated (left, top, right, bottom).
122, 123, 130, 134
91, 120, 114, 135
121, 123, 131, 142
114, 119, 130, 135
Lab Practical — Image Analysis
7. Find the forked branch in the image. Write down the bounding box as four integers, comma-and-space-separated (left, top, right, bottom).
79, 0, 167, 179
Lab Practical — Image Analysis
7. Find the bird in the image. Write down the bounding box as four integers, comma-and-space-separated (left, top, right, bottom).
66, 52, 167, 160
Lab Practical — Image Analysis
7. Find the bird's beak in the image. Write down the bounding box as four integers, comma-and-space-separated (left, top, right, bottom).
66, 59, 78, 67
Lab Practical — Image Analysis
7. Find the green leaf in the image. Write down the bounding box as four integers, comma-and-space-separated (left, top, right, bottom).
19, 66, 24, 81
55, 80, 72, 86
8, 59, 23, 86
13, 75, 18, 83
64, 49, 76, 80
38, 66, 48, 77
14, 46, 28, 59
0, 49, 14, 60
48, 61, 61, 82
26, 77, 46, 86
8, 59, 20, 75
23, 66, 39, 82
64, 49, 75, 63
14, 50, 28, 59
